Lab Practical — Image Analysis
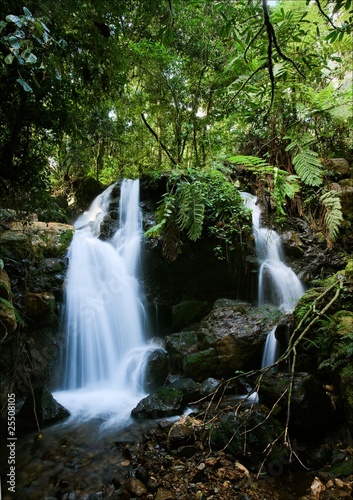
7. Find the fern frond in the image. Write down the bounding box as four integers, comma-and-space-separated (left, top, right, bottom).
176, 182, 205, 241
320, 190, 344, 242
292, 150, 323, 186
228, 155, 270, 169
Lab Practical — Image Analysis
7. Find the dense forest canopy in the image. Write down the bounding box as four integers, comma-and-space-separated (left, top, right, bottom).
0, 0, 352, 244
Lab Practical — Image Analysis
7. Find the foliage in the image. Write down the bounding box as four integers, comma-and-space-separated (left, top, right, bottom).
0, 0, 351, 246
145, 167, 251, 261
320, 189, 344, 244
228, 155, 300, 216
285, 137, 324, 187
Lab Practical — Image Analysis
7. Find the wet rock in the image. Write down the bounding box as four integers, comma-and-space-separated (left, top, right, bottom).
281, 231, 305, 258
0, 221, 74, 260
258, 372, 335, 435
25, 292, 56, 324
183, 348, 218, 382
131, 386, 185, 420
198, 377, 222, 397
165, 331, 198, 372
210, 408, 284, 467
339, 365, 353, 433
0, 267, 17, 337
172, 300, 209, 331
155, 488, 176, 500
144, 348, 170, 393
169, 377, 200, 404
18, 387, 70, 427
167, 416, 202, 447
0, 296, 17, 338
124, 477, 148, 497
197, 303, 282, 377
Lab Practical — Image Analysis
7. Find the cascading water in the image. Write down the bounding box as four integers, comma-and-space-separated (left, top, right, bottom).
241, 193, 305, 368
54, 179, 158, 427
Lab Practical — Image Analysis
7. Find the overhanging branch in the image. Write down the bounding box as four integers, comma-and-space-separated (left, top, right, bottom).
141, 113, 177, 165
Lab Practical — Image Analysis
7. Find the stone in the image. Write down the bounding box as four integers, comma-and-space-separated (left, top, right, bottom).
258, 372, 335, 435
197, 303, 282, 377
18, 387, 70, 427
0, 221, 74, 260
0, 268, 12, 301
172, 300, 209, 331
183, 348, 218, 382
125, 477, 148, 497
25, 292, 56, 324
155, 488, 176, 500
144, 348, 170, 393
131, 386, 185, 420
210, 409, 284, 467
281, 230, 305, 258
0, 296, 17, 337
169, 377, 200, 404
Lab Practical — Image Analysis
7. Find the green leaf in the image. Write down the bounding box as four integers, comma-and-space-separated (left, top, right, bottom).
292, 151, 323, 186
23, 7, 33, 18
4, 54, 14, 64
5, 15, 21, 25
24, 52, 37, 64
16, 77, 33, 92
320, 190, 343, 242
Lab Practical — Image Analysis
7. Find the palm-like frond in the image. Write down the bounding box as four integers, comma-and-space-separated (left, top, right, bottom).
292, 150, 323, 186
320, 190, 343, 243
176, 181, 205, 241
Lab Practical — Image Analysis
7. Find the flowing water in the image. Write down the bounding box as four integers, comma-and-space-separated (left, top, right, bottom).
54, 179, 158, 428
241, 193, 305, 367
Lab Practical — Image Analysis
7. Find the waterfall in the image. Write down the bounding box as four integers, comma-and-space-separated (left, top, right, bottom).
54, 179, 158, 427
241, 193, 305, 368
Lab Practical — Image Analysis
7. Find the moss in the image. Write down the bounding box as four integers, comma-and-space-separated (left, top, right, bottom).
345, 259, 353, 284
155, 386, 183, 405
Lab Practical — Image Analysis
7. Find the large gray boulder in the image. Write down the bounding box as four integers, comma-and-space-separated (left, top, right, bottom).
165, 302, 282, 381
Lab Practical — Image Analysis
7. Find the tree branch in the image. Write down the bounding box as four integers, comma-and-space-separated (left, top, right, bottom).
141, 113, 178, 165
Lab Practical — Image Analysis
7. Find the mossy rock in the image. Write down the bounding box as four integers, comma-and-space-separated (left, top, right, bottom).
345, 259, 353, 284
339, 364, 353, 433
131, 386, 185, 420
332, 310, 353, 336
183, 348, 218, 382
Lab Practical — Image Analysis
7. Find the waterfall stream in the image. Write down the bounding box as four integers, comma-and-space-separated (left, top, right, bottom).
54, 179, 157, 428
242, 193, 305, 368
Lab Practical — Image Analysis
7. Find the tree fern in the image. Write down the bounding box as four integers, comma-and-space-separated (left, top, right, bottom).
320, 190, 344, 243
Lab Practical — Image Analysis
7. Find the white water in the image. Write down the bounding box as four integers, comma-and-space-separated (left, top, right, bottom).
242, 193, 305, 368
54, 179, 158, 428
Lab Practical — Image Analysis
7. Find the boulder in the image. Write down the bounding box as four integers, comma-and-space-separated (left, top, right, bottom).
281, 231, 305, 258
0, 268, 17, 337
183, 348, 218, 382
197, 303, 282, 377
169, 377, 200, 404
144, 348, 170, 393
210, 408, 284, 467
25, 292, 56, 325
258, 372, 335, 435
131, 387, 185, 420
0, 221, 74, 260
18, 387, 70, 427
165, 330, 198, 372
172, 300, 209, 331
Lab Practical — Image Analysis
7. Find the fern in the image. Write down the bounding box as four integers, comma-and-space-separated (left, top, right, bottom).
285, 137, 323, 187
176, 181, 205, 241
292, 151, 323, 186
229, 155, 300, 215
228, 155, 269, 169
320, 190, 344, 243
